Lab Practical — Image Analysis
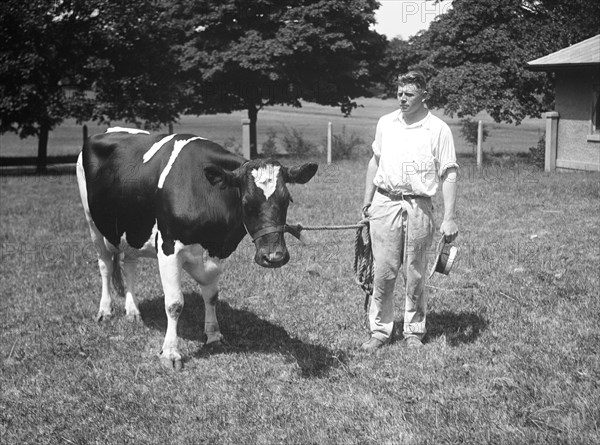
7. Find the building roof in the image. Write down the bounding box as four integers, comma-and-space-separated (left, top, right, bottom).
527, 34, 600, 71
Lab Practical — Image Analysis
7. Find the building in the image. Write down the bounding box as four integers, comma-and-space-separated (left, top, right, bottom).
527, 34, 600, 172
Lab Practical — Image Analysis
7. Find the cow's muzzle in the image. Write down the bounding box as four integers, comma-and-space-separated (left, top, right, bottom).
249, 225, 302, 268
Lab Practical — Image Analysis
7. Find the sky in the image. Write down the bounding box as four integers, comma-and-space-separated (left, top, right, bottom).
373, 0, 453, 40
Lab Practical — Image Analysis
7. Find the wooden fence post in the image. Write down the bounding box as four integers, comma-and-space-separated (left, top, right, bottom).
327, 122, 332, 164
241, 118, 251, 159
477, 120, 483, 170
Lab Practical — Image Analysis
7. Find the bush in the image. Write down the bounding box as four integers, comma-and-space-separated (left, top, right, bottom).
330, 125, 367, 160
529, 134, 545, 169
261, 128, 279, 157
222, 137, 242, 155
460, 117, 489, 155
281, 125, 316, 158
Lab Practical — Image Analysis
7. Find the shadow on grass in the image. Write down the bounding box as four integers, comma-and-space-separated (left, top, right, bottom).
139, 292, 347, 378
423, 310, 488, 346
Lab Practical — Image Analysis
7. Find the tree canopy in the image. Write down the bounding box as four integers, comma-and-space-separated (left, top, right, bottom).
384, 0, 600, 124
173, 0, 385, 157
4, 0, 597, 166
1, 0, 385, 162
0, 0, 185, 168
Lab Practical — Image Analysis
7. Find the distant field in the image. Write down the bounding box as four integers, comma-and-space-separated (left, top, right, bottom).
0, 98, 545, 158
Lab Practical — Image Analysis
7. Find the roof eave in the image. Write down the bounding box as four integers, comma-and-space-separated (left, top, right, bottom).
526, 63, 600, 72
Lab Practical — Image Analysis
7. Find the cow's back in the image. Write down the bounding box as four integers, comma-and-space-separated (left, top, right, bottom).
82, 132, 247, 257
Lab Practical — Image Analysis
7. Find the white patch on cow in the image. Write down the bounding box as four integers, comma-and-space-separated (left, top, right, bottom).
106, 127, 150, 134
143, 134, 177, 163
158, 137, 204, 189
252, 165, 280, 200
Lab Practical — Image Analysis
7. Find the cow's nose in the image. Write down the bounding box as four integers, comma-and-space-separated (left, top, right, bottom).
255, 249, 289, 268
262, 251, 287, 266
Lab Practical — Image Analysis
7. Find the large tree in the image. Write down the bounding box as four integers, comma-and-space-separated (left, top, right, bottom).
386, 0, 600, 124
0, 0, 98, 169
174, 0, 386, 158
0, 0, 182, 170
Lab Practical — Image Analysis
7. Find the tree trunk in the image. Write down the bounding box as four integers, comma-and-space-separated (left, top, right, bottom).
248, 104, 258, 159
37, 123, 50, 173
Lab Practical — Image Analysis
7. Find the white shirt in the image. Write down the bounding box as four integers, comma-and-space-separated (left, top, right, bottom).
372, 110, 458, 197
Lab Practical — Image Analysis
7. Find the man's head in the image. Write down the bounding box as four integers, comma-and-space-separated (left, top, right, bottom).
397, 71, 428, 119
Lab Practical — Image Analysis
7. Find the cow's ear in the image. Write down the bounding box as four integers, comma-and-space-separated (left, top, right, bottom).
204, 165, 241, 189
282, 163, 318, 184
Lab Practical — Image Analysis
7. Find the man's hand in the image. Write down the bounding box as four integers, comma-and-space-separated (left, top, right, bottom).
440, 219, 458, 243
359, 203, 371, 224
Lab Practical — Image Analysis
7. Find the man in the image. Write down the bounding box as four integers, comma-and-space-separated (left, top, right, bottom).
361, 71, 458, 351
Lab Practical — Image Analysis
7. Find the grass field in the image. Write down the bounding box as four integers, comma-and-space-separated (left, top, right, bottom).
1, 105, 599, 444
0, 98, 545, 159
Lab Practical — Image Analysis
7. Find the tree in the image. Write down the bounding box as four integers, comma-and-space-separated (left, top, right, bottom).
0, 0, 98, 170
0, 0, 183, 170
173, 0, 386, 158
85, 1, 184, 129
386, 0, 600, 124
376, 37, 421, 97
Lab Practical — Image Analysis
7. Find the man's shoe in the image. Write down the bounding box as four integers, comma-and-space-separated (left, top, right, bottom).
360, 337, 387, 352
405, 336, 423, 349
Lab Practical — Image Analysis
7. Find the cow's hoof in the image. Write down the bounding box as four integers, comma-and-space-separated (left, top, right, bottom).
126, 312, 142, 323
160, 351, 183, 371
204, 339, 230, 352
95, 311, 112, 322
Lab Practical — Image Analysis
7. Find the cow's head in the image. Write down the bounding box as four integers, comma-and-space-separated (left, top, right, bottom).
204, 159, 318, 268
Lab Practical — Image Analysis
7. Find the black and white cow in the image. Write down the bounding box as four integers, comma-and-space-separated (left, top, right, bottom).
76, 127, 318, 369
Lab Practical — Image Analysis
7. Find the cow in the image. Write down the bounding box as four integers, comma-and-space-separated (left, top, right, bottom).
76, 128, 318, 370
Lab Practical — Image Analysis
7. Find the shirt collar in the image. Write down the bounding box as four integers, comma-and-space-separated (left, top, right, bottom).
393, 110, 431, 129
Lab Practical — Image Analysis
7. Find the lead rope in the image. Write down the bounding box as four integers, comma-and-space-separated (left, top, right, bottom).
353, 223, 373, 314
287, 222, 374, 326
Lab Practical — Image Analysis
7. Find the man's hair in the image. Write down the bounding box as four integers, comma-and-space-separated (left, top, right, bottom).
398, 71, 427, 91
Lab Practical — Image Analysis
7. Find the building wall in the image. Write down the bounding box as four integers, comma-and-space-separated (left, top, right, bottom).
555, 69, 600, 171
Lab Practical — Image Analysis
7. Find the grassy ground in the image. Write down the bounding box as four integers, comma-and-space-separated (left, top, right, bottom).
0, 98, 545, 159
1, 108, 598, 444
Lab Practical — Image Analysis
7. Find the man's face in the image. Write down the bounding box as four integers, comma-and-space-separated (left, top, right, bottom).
397, 83, 425, 115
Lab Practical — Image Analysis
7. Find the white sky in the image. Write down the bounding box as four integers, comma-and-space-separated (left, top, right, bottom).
373, 0, 453, 40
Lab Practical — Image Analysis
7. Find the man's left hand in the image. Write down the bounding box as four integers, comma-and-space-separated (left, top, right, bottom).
440, 219, 458, 243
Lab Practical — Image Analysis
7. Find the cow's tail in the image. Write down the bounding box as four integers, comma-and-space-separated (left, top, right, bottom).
111, 253, 125, 298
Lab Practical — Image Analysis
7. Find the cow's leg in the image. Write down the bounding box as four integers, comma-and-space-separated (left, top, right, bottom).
95, 248, 115, 321
183, 255, 224, 345
77, 154, 115, 321
123, 255, 141, 322
157, 247, 184, 370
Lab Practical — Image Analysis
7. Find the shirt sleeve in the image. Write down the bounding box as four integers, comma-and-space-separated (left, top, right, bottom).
436, 124, 459, 177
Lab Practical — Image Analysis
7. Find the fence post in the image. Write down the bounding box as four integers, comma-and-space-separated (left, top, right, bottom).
544, 111, 559, 172
477, 120, 483, 170
241, 118, 251, 159
327, 122, 332, 165
83, 124, 88, 142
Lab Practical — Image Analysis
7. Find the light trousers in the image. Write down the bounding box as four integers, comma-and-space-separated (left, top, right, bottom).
368, 191, 434, 341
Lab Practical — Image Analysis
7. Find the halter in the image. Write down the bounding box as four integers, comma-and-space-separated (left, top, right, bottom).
246, 224, 302, 243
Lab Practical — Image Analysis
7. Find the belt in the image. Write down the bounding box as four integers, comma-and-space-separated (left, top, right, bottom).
376, 187, 426, 201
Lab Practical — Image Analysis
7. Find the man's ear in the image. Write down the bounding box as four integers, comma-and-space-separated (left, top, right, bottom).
282, 163, 318, 184
204, 165, 242, 189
